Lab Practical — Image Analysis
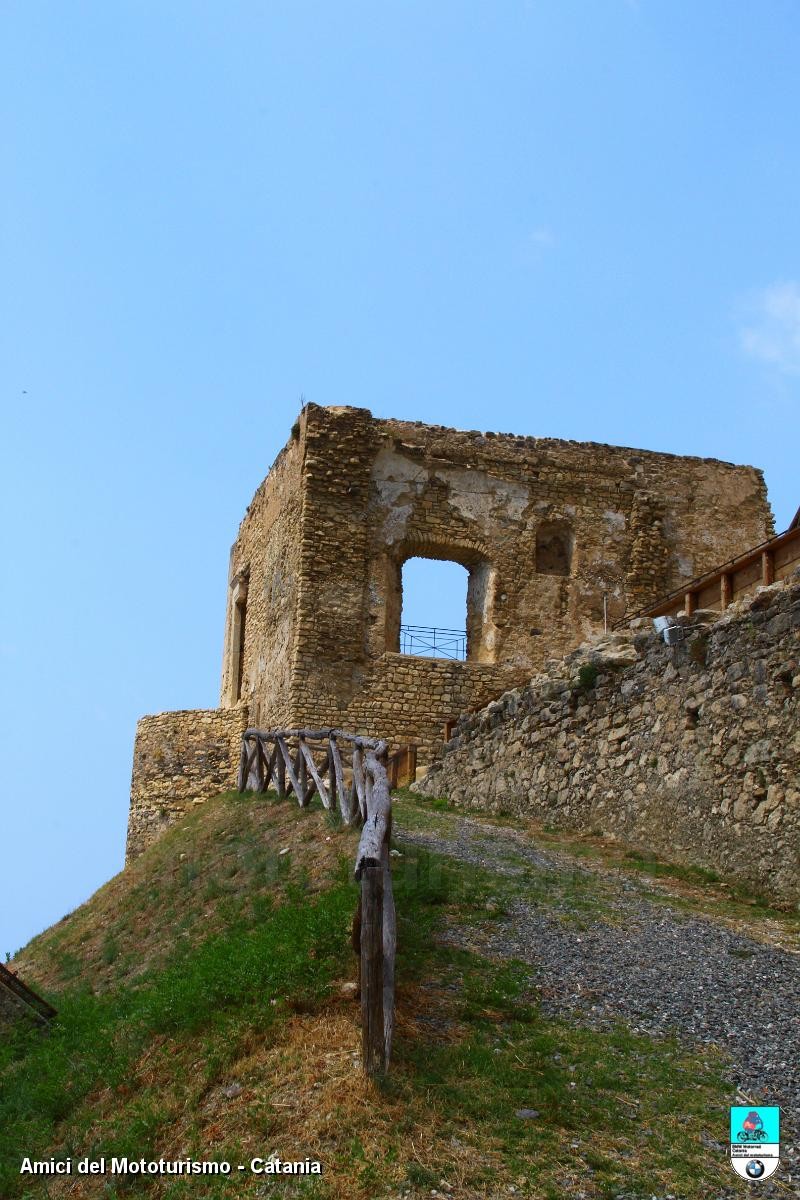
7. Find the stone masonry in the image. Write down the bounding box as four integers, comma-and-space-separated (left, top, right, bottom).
221, 404, 770, 746
128, 403, 772, 860
127, 705, 248, 861
414, 573, 800, 907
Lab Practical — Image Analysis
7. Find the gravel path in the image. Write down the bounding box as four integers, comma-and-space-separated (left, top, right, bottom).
396, 815, 800, 1195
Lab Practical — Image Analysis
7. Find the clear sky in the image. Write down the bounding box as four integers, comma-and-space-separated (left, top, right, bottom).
2, 1, 798, 958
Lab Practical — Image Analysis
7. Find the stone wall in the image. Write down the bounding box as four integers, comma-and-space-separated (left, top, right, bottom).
415, 574, 800, 907
341, 655, 530, 761
220, 431, 305, 728
223, 403, 772, 755
127, 704, 249, 861
129, 403, 776, 860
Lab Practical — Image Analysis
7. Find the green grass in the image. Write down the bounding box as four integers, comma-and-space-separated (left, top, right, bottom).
395, 789, 799, 937
393, 791, 620, 928
0, 864, 358, 1198
1, 791, 774, 1199
386, 846, 738, 1198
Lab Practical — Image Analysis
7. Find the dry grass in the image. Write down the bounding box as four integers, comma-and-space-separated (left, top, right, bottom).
14, 792, 358, 995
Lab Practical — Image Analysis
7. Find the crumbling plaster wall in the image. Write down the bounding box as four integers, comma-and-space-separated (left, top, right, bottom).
415, 575, 800, 907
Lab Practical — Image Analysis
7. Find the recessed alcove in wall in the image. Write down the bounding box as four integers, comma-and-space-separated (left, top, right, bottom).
535, 522, 573, 576
225, 571, 249, 705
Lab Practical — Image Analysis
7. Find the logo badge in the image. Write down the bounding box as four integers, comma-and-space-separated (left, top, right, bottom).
729, 1106, 781, 1180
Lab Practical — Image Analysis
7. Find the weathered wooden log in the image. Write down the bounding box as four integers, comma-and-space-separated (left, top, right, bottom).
299, 740, 331, 808
356, 750, 392, 872
262, 742, 279, 793
327, 743, 337, 811
352, 745, 367, 823
242, 727, 386, 750
357, 750, 395, 1065
298, 739, 309, 806
359, 857, 385, 1077
276, 743, 286, 797
256, 737, 266, 791
381, 840, 396, 1065
277, 736, 302, 800
244, 739, 260, 790
351, 895, 362, 994
330, 737, 349, 822
237, 740, 249, 792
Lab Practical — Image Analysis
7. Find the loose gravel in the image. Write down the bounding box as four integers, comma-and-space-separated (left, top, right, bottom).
396, 814, 800, 1197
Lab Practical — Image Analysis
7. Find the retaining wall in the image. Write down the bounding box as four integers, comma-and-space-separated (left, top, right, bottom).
415, 575, 800, 907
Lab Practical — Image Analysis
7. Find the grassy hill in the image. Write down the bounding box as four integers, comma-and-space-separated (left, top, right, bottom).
2, 789, 786, 1199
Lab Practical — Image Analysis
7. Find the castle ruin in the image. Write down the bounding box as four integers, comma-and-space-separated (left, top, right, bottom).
127, 403, 772, 860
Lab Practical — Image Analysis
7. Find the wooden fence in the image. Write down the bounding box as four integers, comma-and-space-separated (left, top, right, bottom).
0, 962, 57, 1025
237, 727, 395, 1077
621, 520, 800, 626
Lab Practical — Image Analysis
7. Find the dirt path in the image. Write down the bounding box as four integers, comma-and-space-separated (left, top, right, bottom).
394, 804, 800, 1170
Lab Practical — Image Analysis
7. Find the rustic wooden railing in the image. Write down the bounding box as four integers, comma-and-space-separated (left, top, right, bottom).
0, 962, 57, 1025
237, 727, 395, 1076
619, 520, 800, 626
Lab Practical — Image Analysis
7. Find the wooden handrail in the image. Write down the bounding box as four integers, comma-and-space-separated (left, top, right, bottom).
237, 727, 395, 1075
0, 961, 56, 1024
618, 520, 800, 625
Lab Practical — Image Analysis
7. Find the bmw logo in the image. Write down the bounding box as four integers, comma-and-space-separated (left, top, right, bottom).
746, 1160, 766, 1179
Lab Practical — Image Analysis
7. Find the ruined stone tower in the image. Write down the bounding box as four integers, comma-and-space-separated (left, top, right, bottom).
126, 403, 772, 859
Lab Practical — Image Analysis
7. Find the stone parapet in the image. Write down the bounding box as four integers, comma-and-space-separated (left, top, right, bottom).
415, 575, 800, 907
126, 703, 249, 862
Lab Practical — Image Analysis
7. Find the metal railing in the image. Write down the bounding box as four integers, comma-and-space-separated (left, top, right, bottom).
400, 624, 466, 660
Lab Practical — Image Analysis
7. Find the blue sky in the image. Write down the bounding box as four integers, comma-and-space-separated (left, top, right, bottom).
2, 1, 798, 957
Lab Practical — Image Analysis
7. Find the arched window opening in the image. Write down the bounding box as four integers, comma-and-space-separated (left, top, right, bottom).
228, 573, 248, 703
535, 523, 573, 576
399, 557, 468, 660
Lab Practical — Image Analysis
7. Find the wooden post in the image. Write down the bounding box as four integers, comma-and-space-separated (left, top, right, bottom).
762, 550, 775, 586
298, 739, 308, 806
684, 590, 697, 616
352, 745, 366, 822
330, 738, 349, 822
237, 740, 249, 792
262, 742, 278, 793
720, 573, 733, 609
277, 736, 301, 800
327, 742, 337, 811
359, 857, 385, 1077
275, 741, 286, 797
299, 740, 331, 808
380, 843, 396, 1066
255, 737, 265, 791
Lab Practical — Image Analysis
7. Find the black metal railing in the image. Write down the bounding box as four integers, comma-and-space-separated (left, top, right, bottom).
400, 624, 466, 660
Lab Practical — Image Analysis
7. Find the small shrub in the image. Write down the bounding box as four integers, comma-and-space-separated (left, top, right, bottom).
577, 663, 599, 692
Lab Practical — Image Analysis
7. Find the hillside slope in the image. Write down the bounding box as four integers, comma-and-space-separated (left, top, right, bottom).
3, 790, 797, 1199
